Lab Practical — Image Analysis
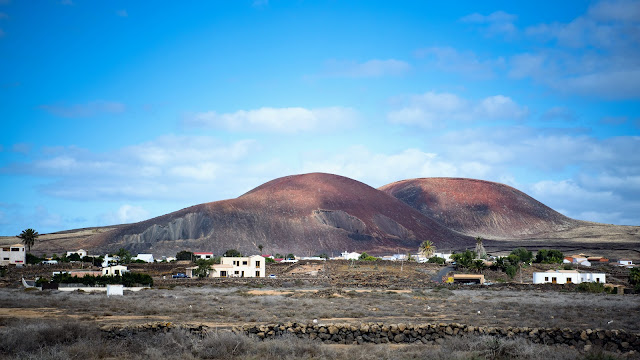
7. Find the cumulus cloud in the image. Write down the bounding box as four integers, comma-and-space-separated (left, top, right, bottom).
1, 135, 258, 201
100, 205, 149, 225
516, 0, 640, 98
387, 91, 528, 128
185, 106, 358, 133
320, 59, 411, 78
541, 106, 577, 122
299, 146, 492, 188
460, 10, 518, 37
414, 47, 504, 79
39, 100, 126, 118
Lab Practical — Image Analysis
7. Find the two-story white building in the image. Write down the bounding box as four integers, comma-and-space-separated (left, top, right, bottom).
1, 244, 26, 265
532, 270, 606, 284
186, 255, 265, 278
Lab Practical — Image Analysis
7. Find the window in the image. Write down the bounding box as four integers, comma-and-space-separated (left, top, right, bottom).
544, 277, 549, 282
105, 270, 109, 275
242, 261, 248, 265
234, 271, 239, 275
2, 247, 8, 251
10, 248, 19, 252
3, 257, 8, 261
552, 277, 557, 284
255, 271, 260, 277
115, 270, 120, 275
255, 261, 261, 267
220, 271, 227, 277
566, 278, 572, 283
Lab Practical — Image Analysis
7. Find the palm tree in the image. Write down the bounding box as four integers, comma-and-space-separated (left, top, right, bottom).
17, 228, 39, 252
419, 240, 435, 259
475, 236, 487, 259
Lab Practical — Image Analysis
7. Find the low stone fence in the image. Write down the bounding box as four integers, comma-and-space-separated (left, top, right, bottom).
238, 322, 640, 353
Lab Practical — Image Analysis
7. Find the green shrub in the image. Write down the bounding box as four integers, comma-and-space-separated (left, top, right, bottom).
630, 268, 640, 285
510, 247, 533, 264
534, 249, 564, 264
427, 256, 445, 265
576, 282, 608, 293
26, 253, 43, 265
358, 252, 379, 261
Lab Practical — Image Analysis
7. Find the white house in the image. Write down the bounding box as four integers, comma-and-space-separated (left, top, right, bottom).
66, 249, 88, 258
187, 255, 266, 278
300, 256, 326, 261
341, 251, 361, 260
0, 244, 26, 266
618, 260, 633, 266
102, 265, 129, 276
433, 252, 453, 262
134, 253, 154, 263
194, 252, 214, 260
220, 255, 265, 277
532, 270, 606, 285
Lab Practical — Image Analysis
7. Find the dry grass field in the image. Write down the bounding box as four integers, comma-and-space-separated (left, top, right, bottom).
1, 261, 639, 359
1, 284, 639, 359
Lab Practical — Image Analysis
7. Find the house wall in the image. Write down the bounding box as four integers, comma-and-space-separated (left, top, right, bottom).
0, 245, 26, 266
102, 266, 128, 276
220, 256, 265, 277
66, 249, 88, 258
533, 272, 605, 284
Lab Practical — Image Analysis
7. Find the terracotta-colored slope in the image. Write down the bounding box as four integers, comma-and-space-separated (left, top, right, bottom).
85, 173, 473, 256
379, 178, 578, 239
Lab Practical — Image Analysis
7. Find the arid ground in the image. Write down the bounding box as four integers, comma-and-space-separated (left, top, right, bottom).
1, 261, 639, 359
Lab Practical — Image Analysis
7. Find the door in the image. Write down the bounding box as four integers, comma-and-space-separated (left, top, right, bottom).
552, 277, 557, 284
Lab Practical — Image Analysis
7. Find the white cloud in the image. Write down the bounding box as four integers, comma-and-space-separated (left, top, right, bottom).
387, 91, 528, 128
588, 0, 640, 22
11, 143, 31, 154
321, 59, 411, 78
517, 0, 640, 98
414, 47, 504, 79
185, 106, 358, 133
541, 106, 577, 122
300, 146, 483, 187
100, 205, 149, 225
1, 135, 258, 201
252, 0, 268, 8
39, 100, 126, 118
460, 11, 518, 37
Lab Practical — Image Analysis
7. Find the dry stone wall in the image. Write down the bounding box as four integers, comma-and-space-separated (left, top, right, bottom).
239, 322, 640, 353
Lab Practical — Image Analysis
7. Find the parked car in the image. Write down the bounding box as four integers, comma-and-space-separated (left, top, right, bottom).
268, 274, 277, 279
172, 273, 188, 278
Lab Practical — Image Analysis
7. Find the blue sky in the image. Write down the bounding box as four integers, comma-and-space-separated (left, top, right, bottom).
1, 0, 639, 235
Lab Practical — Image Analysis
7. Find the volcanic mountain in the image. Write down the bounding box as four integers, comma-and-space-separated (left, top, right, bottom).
379, 178, 580, 239
82, 173, 473, 256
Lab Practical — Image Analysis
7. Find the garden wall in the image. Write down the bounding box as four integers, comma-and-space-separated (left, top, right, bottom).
239, 322, 640, 353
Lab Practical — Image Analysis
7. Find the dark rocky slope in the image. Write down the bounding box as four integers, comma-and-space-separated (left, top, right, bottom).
379, 178, 580, 239
84, 173, 473, 256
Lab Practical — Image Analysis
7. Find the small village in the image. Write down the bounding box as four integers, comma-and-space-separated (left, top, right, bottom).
3, 238, 638, 294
